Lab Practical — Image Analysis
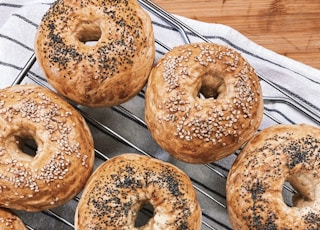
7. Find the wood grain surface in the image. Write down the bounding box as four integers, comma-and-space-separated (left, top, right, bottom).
152, 0, 320, 70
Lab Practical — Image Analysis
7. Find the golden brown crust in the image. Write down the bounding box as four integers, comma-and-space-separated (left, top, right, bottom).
0, 208, 27, 230
75, 153, 202, 230
145, 43, 263, 164
227, 124, 320, 230
35, 0, 155, 107
0, 84, 95, 211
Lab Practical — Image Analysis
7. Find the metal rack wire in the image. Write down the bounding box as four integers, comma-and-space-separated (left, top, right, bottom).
8, 0, 320, 229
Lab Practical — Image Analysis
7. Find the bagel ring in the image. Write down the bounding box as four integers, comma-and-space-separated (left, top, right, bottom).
227, 124, 320, 229
0, 84, 94, 211
0, 208, 27, 230
35, 0, 155, 107
75, 153, 202, 229
145, 43, 264, 163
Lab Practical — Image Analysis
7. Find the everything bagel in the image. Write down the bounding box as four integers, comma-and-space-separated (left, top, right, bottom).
75, 153, 201, 229
227, 124, 320, 229
35, 0, 155, 107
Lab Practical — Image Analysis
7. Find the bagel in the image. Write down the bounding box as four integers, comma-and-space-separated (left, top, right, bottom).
227, 124, 320, 229
35, 0, 155, 107
0, 84, 94, 211
75, 153, 201, 230
0, 208, 26, 230
145, 43, 264, 164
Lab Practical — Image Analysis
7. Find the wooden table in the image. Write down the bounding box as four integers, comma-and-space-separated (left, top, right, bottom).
153, 0, 320, 70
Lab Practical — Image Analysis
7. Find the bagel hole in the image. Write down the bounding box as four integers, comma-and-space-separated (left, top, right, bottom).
282, 181, 295, 207
16, 135, 38, 158
134, 202, 154, 227
199, 71, 226, 99
76, 21, 102, 46
6, 132, 38, 161
282, 177, 314, 208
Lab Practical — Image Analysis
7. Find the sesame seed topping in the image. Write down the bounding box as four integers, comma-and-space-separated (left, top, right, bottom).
0, 85, 92, 208
156, 43, 262, 147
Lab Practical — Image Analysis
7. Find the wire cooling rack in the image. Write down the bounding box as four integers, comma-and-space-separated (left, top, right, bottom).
8, 0, 320, 229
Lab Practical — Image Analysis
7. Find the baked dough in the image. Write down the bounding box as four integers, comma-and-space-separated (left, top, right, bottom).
227, 124, 320, 229
75, 153, 201, 229
0, 208, 27, 230
0, 84, 95, 211
145, 43, 263, 163
35, 0, 155, 107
